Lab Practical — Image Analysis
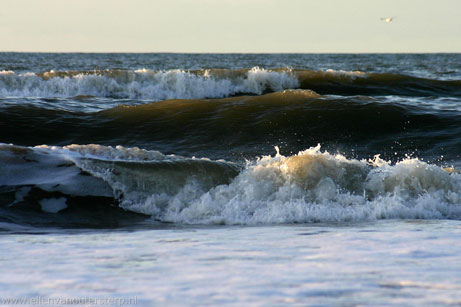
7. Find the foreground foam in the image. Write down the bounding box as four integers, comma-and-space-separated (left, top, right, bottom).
136, 146, 460, 224
67, 145, 461, 224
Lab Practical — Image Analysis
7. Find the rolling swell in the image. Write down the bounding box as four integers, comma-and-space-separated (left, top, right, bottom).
1, 68, 460, 99
1, 90, 459, 160
297, 70, 461, 97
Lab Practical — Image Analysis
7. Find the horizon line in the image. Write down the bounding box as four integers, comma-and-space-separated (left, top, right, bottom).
1, 51, 461, 54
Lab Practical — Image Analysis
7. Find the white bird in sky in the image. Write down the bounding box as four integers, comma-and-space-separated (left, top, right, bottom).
381, 16, 396, 23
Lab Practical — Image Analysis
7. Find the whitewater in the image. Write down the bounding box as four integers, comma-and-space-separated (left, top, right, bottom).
2, 143, 460, 225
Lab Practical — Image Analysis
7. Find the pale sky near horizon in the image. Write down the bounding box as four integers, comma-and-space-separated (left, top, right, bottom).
1, 0, 460, 53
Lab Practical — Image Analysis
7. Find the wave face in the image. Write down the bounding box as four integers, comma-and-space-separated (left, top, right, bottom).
1, 90, 459, 161
1, 68, 460, 100
296, 69, 461, 97
1, 144, 460, 225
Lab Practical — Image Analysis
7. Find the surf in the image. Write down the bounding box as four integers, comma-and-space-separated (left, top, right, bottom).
1, 144, 460, 226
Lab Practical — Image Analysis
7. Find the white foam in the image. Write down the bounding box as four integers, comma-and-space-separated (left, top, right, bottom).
37, 144, 167, 161
243, 67, 299, 94
324, 69, 367, 78
103, 145, 461, 224
0, 68, 299, 100
3, 143, 460, 224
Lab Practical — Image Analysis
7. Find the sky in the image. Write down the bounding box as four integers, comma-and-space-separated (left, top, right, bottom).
1, 0, 460, 53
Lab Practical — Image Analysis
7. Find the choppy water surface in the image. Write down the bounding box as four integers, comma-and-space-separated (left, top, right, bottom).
1, 53, 460, 305
1, 222, 460, 306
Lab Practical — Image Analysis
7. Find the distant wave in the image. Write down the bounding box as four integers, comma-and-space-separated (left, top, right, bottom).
1, 68, 460, 100
0, 68, 299, 100
1, 144, 460, 225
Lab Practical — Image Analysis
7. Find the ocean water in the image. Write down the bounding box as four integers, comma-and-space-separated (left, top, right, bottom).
1, 53, 461, 305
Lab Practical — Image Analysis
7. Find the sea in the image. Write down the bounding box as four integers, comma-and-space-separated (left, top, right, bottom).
0, 53, 460, 306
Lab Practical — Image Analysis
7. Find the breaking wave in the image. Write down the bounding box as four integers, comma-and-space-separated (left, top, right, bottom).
1, 144, 460, 225
0, 68, 299, 100
1, 68, 460, 100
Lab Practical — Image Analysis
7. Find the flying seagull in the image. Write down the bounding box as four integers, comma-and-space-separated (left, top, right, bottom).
381, 16, 396, 23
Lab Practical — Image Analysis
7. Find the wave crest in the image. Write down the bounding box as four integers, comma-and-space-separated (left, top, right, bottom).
155, 146, 459, 224
2, 67, 460, 100
0, 67, 299, 100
